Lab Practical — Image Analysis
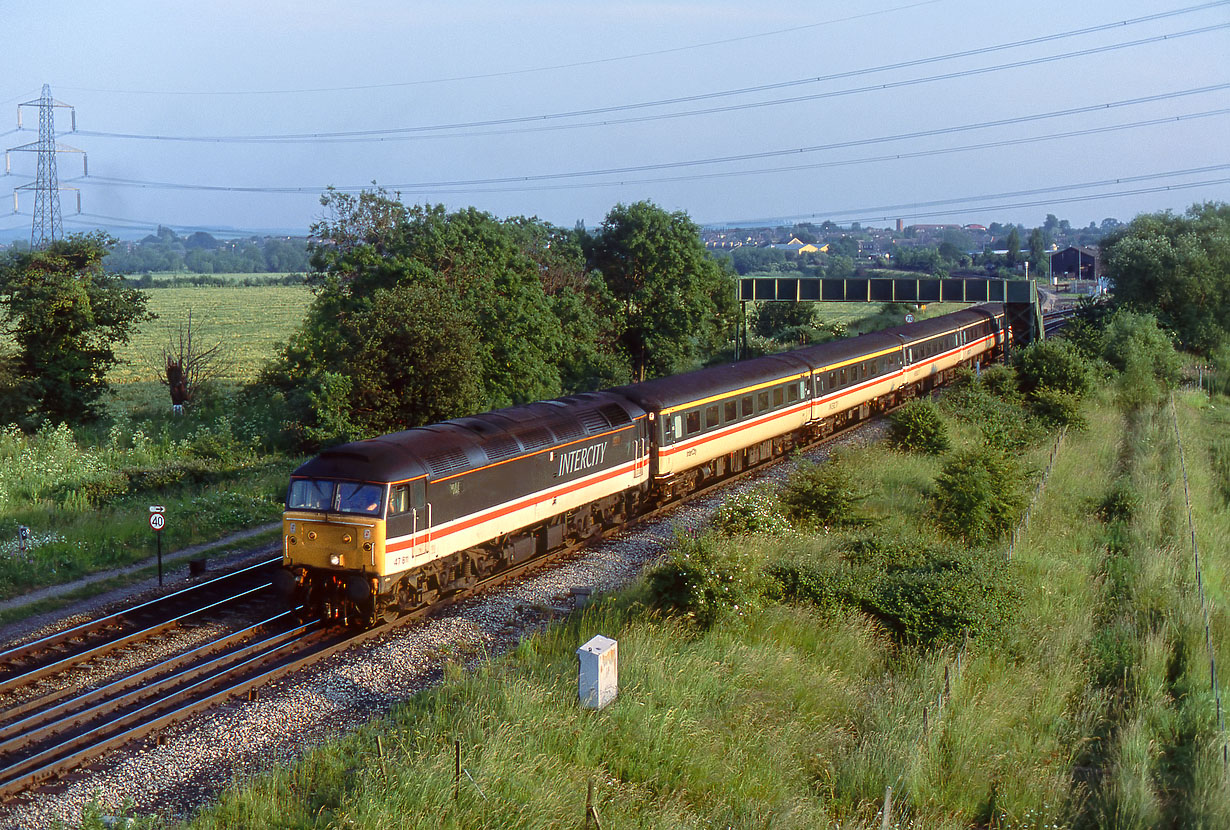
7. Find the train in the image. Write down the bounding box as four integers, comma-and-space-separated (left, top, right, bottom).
274, 303, 1010, 626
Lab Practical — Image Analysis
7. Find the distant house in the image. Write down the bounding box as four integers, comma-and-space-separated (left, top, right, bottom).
772, 241, 824, 254
1049, 246, 1100, 280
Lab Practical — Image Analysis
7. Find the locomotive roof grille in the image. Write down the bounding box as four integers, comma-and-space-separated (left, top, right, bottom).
599, 403, 631, 426
424, 447, 471, 476
578, 410, 610, 434
514, 426, 553, 451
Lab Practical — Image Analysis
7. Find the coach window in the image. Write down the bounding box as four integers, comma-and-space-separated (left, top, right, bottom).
773, 387, 784, 408
724, 400, 737, 422
705, 405, 720, 429
686, 410, 701, 435
828, 371, 836, 390
839, 367, 847, 386
786, 382, 798, 403
757, 390, 769, 412
741, 395, 754, 417
671, 414, 683, 442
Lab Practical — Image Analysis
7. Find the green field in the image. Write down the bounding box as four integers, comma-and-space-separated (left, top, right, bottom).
110, 284, 314, 385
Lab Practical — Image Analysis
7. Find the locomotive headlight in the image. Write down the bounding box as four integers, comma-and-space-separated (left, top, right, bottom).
308, 531, 317, 541
289, 536, 297, 546
363, 542, 373, 552
329, 554, 342, 566
342, 533, 352, 544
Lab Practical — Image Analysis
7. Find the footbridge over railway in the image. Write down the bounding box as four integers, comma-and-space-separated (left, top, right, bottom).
737, 276, 1044, 360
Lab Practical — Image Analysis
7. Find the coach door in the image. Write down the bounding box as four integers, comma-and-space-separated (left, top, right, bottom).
634, 435, 646, 478
411, 480, 432, 557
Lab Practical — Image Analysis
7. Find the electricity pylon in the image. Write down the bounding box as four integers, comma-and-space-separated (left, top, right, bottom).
6, 84, 86, 248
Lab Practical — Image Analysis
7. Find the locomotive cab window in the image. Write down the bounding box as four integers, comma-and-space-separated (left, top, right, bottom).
288, 479, 384, 517
389, 485, 409, 515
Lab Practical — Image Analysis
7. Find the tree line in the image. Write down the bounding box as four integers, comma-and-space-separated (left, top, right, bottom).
101, 227, 311, 275
0, 199, 1225, 447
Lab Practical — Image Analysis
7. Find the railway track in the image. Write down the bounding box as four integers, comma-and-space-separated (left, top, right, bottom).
0, 403, 912, 803
0, 557, 281, 699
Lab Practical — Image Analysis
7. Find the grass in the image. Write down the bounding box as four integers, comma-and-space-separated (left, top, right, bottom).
110, 284, 313, 385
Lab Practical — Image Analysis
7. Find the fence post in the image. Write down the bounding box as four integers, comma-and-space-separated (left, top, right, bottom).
880, 785, 893, 830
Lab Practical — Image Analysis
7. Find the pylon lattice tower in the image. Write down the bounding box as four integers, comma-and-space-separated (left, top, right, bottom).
6, 84, 86, 248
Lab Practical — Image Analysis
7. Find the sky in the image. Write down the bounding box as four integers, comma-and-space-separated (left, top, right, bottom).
1, 0, 1227, 240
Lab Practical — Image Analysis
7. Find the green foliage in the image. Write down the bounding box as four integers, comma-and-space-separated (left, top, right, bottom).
0, 233, 152, 427
1100, 309, 1182, 393
888, 398, 951, 454
1101, 201, 1230, 354
708, 487, 789, 537
264, 191, 632, 446
1013, 338, 1093, 400
1097, 476, 1140, 525
586, 200, 736, 381
977, 362, 1022, 401
942, 380, 1042, 451
104, 227, 310, 275
932, 445, 1029, 546
778, 455, 871, 529
1028, 386, 1087, 430
645, 531, 769, 629
768, 532, 1020, 646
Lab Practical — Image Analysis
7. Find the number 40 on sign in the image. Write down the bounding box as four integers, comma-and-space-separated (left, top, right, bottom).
149, 505, 166, 532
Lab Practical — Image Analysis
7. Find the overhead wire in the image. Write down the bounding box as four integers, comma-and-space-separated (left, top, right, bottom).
70, 18, 1230, 143
52, 0, 1226, 99
72, 87, 1230, 193
53, 0, 953, 95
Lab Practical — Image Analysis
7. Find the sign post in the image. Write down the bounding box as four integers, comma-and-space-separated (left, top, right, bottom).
149, 506, 166, 586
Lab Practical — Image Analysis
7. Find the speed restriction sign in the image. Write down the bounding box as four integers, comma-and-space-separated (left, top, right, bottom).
149, 512, 166, 531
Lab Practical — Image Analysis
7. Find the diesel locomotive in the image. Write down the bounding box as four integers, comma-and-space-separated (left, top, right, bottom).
275, 303, 1010, 625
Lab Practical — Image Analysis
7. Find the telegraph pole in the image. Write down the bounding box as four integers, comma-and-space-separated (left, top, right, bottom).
6, 84, 86, 248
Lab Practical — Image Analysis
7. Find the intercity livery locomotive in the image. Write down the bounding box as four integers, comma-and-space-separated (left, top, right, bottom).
277, 304, 1010, 625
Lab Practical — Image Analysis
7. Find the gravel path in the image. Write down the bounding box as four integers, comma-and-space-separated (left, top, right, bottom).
0, 422, 888, 830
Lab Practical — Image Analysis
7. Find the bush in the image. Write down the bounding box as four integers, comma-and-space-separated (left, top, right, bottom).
1013, 338, 1093, 400
932, 446, 1028, 546
769, 532, 1020, 646
977, 363, 1021, 401
888, 398, 950, 454
942, 385, 1043, 451
1028, 386, 1087, 430
778, 455, 871, 529
709, 487, 788, 536
645, 531, 769, 629
1101, 310, 1181, 387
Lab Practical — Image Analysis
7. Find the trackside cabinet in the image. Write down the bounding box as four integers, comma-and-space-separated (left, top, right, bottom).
577, 634, 618, 709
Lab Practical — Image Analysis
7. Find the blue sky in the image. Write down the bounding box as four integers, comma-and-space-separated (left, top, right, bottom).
1, 0, 1227, 239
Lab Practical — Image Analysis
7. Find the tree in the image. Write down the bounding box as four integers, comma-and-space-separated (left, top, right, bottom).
586, 201, 736, 381
1102, 202, 1230, 353
1004, 226, 1022, 268
0, 233, 151, 426
157, 309, 227, 409
1027, 227, 1047, 276
264, 189, 629, 446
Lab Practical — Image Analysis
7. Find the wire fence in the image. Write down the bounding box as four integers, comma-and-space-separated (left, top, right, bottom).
1007, 427, 1066, 561
1168, 394, 1228, 772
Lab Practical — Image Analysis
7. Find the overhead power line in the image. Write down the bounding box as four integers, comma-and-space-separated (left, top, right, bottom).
62, 171, 1230, 238
55, 0, 951, 96
69, 17, 1230, 144
75, 87, 1230, 194
53, 0, 1227, 99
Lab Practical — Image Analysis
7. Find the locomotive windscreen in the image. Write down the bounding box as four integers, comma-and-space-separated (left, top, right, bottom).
287, 478, 385, 516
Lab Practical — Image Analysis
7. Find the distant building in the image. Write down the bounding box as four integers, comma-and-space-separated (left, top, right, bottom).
1049, 246, 1100, 280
